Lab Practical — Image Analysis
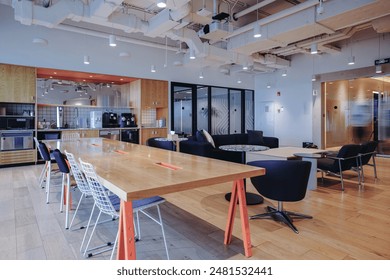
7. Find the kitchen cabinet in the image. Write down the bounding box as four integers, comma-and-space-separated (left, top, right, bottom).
0, 150, 36, 166
129, 79, 169, 146
141, 79, 168, 108
141, 128, 167, 145
0, 64, 36, 103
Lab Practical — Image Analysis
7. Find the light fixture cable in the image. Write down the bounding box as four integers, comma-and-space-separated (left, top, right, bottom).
253, 0, 262, 38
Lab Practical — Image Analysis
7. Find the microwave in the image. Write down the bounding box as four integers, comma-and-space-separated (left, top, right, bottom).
0, 117, 34, 130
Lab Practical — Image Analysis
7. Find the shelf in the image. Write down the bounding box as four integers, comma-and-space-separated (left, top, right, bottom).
37, 103, 133, 109
0, 115, 35, 118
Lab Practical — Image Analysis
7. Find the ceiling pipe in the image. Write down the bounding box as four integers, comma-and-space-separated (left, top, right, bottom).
56, 24, 179, 52
224, 0, 320, 40
232, 0, 277, 21
270, 22, 372, 57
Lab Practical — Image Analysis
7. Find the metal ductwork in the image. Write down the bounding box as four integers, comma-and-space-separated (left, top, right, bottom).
8, 0, 390, 73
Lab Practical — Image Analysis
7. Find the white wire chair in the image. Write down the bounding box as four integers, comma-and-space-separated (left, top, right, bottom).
79, 158, 169, 260
64, 150, 93, 231
61, 132, 80, 141
34, 137, 47, 188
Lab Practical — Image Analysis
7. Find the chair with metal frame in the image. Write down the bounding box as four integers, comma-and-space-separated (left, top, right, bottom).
64, 150, 93, 231
37, 141, 60, 204
34, 137, 47, 188
317, 144, 362, 191
79, 158, 169, 260
356, 141, 378, 182
52, 149, 72, 229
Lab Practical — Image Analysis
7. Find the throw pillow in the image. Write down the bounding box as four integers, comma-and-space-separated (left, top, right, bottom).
247, 130, 265, 146
196, 130, 207, 142
202, 129, 216, 148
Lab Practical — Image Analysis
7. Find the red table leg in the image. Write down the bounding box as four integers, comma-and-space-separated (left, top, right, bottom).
224, 179, 252, 257
117, 201, 136, 260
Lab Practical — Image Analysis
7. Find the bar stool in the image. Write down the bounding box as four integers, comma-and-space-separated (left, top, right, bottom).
38, 142, 57, 204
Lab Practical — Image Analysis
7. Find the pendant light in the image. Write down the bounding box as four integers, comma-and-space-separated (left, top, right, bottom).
109, 34, 117, 47
253, 0, 262, 38
310, 43, 318, 54
189, 48, 196, 59
83, 55, 90, 65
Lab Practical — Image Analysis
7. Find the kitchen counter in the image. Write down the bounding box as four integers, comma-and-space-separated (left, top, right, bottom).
37, 127, 140, 131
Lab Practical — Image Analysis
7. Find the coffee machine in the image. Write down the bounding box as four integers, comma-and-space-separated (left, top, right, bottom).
120, 113, 137, 127
102, 112, 119, 128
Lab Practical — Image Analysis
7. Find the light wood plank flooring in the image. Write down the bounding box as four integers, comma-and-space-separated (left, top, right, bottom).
0, 157, 389, 260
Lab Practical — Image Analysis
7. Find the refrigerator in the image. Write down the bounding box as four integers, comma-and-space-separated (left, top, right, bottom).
90, 111, 102, 128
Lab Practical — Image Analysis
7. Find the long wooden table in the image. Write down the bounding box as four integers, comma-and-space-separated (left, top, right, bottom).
45, 138, 265, 259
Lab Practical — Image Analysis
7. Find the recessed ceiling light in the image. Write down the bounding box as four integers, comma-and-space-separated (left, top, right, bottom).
119, 52, 130, 57
156, 0, 167, 8
32, 38, 48, 45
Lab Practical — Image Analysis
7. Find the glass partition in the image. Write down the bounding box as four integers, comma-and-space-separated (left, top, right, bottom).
172, 85, 192, 135
196, 86, 208, 131
245, 90, 254, 132
230, 89, 242, 134
324, 75, 390, 155
171, 82, 254, 136
211, 87, 229, 135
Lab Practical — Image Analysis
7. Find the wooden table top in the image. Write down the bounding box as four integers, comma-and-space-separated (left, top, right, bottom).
45, 138, 265, 201
247, 146, 327, 159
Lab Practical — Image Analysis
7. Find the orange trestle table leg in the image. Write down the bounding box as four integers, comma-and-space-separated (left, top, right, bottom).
224, 179, 252, 257
117, 200, 136, 260
63, 185, 72, 209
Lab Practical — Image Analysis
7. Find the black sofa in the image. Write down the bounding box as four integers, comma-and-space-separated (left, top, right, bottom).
179, 132, 279, 164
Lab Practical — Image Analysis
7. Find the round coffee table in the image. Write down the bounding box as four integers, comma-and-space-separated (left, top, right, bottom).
219, 144, 269, 205
219, 144, 269, 152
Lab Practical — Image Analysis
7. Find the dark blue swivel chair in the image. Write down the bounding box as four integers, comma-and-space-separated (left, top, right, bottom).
247, 160, 312, 234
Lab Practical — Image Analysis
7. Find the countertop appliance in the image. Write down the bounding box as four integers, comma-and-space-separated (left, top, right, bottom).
0, 116, 34, 130
56, 106, 64, 129
120, 113, 137, 128
99, 129, 120, 140
0, 130, 33, 151
102, 112, 119, 128
90, 111, 102, 128
121, 128, 139, 144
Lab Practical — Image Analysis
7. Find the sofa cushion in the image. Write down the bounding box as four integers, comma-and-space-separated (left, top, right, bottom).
196, 130, 207, 142
202, 129, 216, 148
247, 130, 265, 146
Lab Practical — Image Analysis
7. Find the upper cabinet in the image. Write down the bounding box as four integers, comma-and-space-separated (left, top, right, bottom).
141, 79, 168, 108
0, 64, 36, 103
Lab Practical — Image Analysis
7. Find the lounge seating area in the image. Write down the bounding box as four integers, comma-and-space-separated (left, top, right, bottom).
180, 130, 279, 163
317, 141, 378, 191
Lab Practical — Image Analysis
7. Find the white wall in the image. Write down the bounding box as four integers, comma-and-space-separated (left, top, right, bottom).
0, 4, 254, 90
254, 30, 390, 147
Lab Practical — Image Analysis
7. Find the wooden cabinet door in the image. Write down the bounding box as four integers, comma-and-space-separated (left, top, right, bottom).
82, 130, 99, 138
0, 64, 36, 103
154, 80, 168, 108
141, 79, 168, 108
141, 128, 167, 145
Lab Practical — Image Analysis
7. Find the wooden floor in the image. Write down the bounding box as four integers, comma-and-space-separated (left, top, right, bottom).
0, 157, 389, 260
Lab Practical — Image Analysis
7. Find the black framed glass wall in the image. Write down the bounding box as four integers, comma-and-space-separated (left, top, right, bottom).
171, 82, 254, 136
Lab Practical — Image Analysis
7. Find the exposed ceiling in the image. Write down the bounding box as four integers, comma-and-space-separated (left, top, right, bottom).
3, 0, 390, 76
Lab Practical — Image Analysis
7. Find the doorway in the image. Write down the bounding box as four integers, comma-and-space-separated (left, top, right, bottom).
324, 75, 390, 155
